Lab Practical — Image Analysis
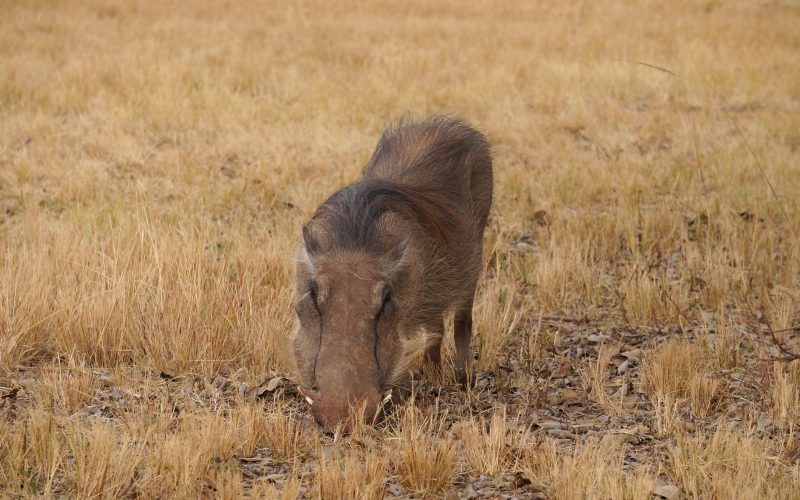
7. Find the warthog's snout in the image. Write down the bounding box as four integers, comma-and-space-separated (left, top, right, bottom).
308, 388, 383, 433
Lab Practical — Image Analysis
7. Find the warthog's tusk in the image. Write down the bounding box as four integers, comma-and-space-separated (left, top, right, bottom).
298, 387, 315, 405
371, 389, 393, 424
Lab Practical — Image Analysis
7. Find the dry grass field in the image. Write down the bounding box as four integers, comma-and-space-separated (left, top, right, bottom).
2, 0, 800, 498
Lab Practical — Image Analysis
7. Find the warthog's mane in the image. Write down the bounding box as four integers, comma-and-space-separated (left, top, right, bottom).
307, 115, 489, 255
309, 179, 462, 253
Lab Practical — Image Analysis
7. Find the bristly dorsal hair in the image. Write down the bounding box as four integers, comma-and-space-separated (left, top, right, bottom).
305, 115, 489, 256
309, 179, 462, 254
366, 115, 490, 180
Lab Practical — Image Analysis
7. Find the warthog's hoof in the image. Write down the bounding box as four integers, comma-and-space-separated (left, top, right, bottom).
455, 367, 475, 388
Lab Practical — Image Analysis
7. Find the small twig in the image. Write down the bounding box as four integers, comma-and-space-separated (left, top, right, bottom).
606, 57, 676, 76
532, 314, 586, 324
770, 325, 800, 335
690, 114, 707, 189
662, 288, 692, 325
765, 322, 800, 363
612, 267, 639, 325
611, 285, 629, 325
725, 109, 800, 245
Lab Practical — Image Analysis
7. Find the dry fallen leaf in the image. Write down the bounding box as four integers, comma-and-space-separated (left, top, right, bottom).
110, 387, 125, 403
653, 484, 680, 499
203, 379, 222, 397
99, 372, 116, 387
539, 420, 565, 430
244, 376, 284, 400
547, 429, 574, 440
621, 349, 642, 363
266, 376, 283, 392
530, 209, 551, 227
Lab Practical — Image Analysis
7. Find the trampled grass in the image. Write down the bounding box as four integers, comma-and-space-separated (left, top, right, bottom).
1, 0, 799, 497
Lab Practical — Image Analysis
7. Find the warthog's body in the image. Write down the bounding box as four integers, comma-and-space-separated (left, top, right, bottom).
292, 116, 492, 431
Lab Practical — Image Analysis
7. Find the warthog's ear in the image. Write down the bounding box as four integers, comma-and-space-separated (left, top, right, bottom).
302, 225, 320, 255
385, 239, 409, 277
300, 225, 319, 274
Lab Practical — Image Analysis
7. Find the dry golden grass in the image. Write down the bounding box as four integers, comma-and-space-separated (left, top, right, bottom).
669, 427, 800, 499
2, 0, 800, 497
523, 438, 656, 500
456, 406, 528, 476
641, 341, 695, 398
581, 343, 627, 417
392, 405, 458, 495
315, 449, 386, 500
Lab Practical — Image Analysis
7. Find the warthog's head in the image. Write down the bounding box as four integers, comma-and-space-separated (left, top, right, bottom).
292, 225, 408, 433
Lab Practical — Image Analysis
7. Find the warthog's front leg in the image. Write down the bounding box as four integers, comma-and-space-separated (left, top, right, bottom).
454, 305, 474, 386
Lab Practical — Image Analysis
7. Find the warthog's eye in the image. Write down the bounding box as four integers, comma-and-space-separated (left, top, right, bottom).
308, 282, 319, 308
378, 287, 392, 317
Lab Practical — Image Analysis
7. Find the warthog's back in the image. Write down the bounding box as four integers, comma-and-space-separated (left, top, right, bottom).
360, 117, 493, 325
363, 116, 493, 237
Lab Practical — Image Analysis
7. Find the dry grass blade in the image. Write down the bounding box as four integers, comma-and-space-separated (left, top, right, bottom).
581, 345, 626, 417
606, 57, 676, 76
522, 438, 656, 499
688, 373, 720, 419
641, 340, 707, 400
457, 406, 528, 475
393, 406, 457, 495
724, 109, 800, 246
669, 426, 799, 499
315, 450, 386, 500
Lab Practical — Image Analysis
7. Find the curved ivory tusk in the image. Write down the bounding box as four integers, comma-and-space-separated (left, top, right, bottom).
298, 387, 317, 406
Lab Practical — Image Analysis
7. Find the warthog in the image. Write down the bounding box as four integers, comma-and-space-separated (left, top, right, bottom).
292, 116, 493, 431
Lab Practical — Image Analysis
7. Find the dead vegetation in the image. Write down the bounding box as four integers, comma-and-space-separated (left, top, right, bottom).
1, 0, 799, 497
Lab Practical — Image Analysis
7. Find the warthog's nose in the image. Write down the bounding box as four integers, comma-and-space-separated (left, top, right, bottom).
310, 388, 384, 434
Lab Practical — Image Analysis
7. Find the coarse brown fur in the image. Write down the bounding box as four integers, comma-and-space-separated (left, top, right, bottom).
292, 116, 493, 431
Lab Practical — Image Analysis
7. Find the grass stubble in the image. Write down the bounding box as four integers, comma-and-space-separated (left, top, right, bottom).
1, 0, 799, 497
